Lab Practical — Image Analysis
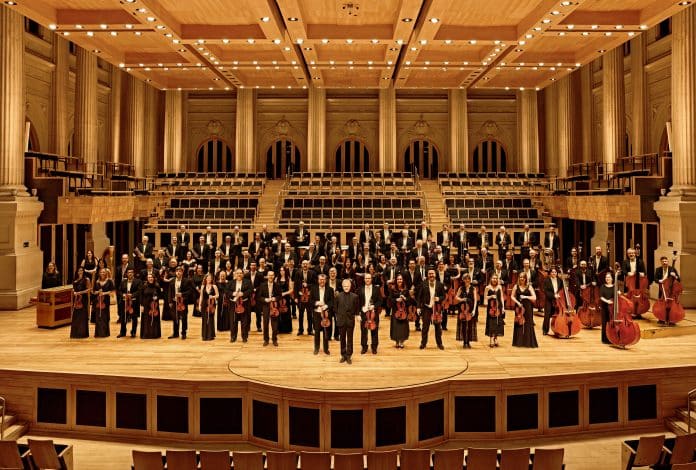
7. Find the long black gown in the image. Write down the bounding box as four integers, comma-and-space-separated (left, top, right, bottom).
70, 278, 90, 338
201, 285, 217, 340
216, 280, 231, 331
512, 285, 538, 348
278, 278, 293, 333
389, 289, 410, 343
485, 286, 505, 337
140, 283, 162, 339
192, 273, 204, 317
91, 279, 114, 338
600, 284, 614, 344
456, 284, 477, 346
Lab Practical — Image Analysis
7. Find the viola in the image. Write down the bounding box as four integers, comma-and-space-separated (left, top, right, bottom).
606, 264, 641, 348
73, 291, 83, 310
250, 291, 256, 308
222, 291, 230, 309
395, 296, 407, 320
653, 255, 685, 324
279, 297, 288, 314
320, 304, 331, 328
124, 293, 133, 315
551, 273, 582, 338
432, 301, 443, 324
514, 304, 525, 325
270, 300, 280, 318
207, 296, 216, 316
407, 305, 417, 322
97, 291, 106, 311
234, 292, 245, 314
459, 298, 473, 321
365, 304, 377, 330
301, 286, 310, 303
505, 270, 519, 309
148, 297, 159, 318
488, 297, 500, 318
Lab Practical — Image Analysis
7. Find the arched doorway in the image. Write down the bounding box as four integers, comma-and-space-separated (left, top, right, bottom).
335, 138, 370, 173
266, 138, 301, 179
404, 139, 439, 178
196, 138, 234, 173
472, 139, 507, 174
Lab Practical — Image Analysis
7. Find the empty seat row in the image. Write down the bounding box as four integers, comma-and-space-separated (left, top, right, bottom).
283, 198, 421, 209
622, 433, 696, 470
156, 172, 265, 179
153, 221, 255, 230
281, 208, 424, 221
448, 208, 539, 220
163, 208, 256, 221
439, 172, 546, 179
170, 198, 258, 209
445, 198, 533, 209
0, 439, 73, 470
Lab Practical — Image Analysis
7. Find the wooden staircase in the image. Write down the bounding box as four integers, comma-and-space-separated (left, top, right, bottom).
1, 405, 29, 441
666, 399, 696, 436
254, 179, 286, 230
419, 179, 450, 228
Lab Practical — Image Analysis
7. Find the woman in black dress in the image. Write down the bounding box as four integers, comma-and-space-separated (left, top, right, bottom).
454, 273, 478, 348
277, 266, 294, 334
140, 273, 162, 339
216, 270, 231, 331
389, 275, 410, 348
91, 269, 113, 338
484, 274, 505, 347
81, 250, 98, 281
70, 267, 91, 338
160, 258, 177, 321
199, 273, 219, 341
192, 265, 205, 317
599, 272, 615, 345
341, 259, 356, 291
511, 272, 538, 348
42, 262, 61, 289
182, 251, 197, 278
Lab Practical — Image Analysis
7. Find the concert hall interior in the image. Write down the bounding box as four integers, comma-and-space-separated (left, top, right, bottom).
2, 0, 696, 469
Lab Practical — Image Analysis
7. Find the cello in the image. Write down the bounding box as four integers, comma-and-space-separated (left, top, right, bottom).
652, 252, 685, 325
606, 263, 641, 348
505, 270, 519, 310
551, 271, 582, 338
624, 244, 650, 318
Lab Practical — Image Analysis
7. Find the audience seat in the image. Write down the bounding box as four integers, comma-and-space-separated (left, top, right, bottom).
621, 435, 665, 470
131, 450, 164, 470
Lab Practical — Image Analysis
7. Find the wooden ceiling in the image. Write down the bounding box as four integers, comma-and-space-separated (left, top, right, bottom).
7, 0, 690, 91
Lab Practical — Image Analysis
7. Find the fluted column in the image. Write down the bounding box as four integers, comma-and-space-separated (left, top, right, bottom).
307, 86, 326, 172
602, 47, 626, 166
449, 89, 469, 173
580, 65, 593, 163
235, 88, 255, 173
74, 46, 98, 166
671, 5, 696, 194
517, 90, 539, 173
164, 90, 183, 173
557, 75, 574, 178
631, 34, 648, 155
0, 6, 25, 194
109, 66, 121, 163
51, 36, 69, 156
544, 84, 559, 175
143, 85, 159, 175
123, 75, 145, 177
379, 87, 397, 171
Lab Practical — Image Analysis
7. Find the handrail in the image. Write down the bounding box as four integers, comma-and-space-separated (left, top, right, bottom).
688, 387, 696, 433
0, 395, 5, 440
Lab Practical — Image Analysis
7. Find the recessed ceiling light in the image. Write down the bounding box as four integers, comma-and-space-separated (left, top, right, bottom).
124, 0, 135, 3
273, 39, 281, 44
561, 1, 572, 5
410, 47, 417, 51
296, 38, 303, 44
260, 16, 270, 22
566, 24, 574, 29
551, 10, 560, 15
581, 31, 590, 36
197, 39, 205, 44
288, 17, 298, 21
615, 24, 623, 29
4, 1, 17, 5
640, 24, 648, 30
628, 31, 636, 36
469, 39, 477, 45
678, 1, 691, 6
321, 38, 329, 44
75, 24, 83, 29
134, 31, 142, 36
146, 16, 156, 22
605, 32, 612, 36
542, 18, 551, 24
346, 38, 353, 44
396, 39, 404, 45
86, 31, 94, 37
558, 32, 565, 36
598, 49, 606, 53
165, 33, 172, 37
591, 24, 599, 29
371, 39, 379, 44
402, 18, 412, 22
125, 24, 133, 29
49, 24, 57, 30
62, 31, 70, 36
304, 46, 312, 50
518, 40, 526, 45
534, 26, 542, 31
420, 39, 427, 45
156, 25, 165, 30
247, 38, 255, 44
430, 17, 439, 23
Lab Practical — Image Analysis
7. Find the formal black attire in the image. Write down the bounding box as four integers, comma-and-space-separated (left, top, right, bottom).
654, 266, 680, 300
91, 279, 113, 337
70, 277, 90, 338
169, 276, 195, 338
418, 280, 445, 348
133, 243, 153, 273
294, 269, 316, 334
543, 233, 560, 261
42, 272, 61, 289
484, 285, 505, 338
293, 228, 310, 248
389, 289, 410, 344
278, 277, 293, 333
118, 277, 142, 337
496, 232, 512, 260
358, 284, 383, 353
334, 290, 360, 360
519, 231, 536, 261
140, 282, 162, 339
258, 281, 282, 344
229, 278, 253, 341
192, 243, 211, 272
245, 270, 263, 331
192, 272, 204, 317
542, 277, 564, 335
200, 284, 217, 340
599, 284, 614, 344
216, 280, 231, 331
512, 285, 538, 348
311, 284, 334, 353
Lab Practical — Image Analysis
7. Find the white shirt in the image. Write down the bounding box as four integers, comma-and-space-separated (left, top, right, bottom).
235, 280, 242, 292
551, 278, 559, 293
422, 229, 428, 239
319, 287, 325, 304
364, 286, 373, 308
429, 283, 436, 308
126, 280, 132, 292
629, 259, 637, 274
175, 279, 181, 293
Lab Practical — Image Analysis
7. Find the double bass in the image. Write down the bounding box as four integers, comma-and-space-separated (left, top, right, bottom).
652, 252, 685, 325
606, 263, 641, 348
551, 272, 582, 338
577, 278, 602, 328
624, 244, 650, 318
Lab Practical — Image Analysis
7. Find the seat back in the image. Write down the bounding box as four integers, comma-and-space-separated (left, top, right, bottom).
366, 450, 397, 470
266, 451, 297, 470
672, 463, 696, 470
28, 439, 62, 470
333, 453, 364, 470
131, 450, 164, 470
531, 448, 564, 470
634, 435, 665, 466
299, 451, 331, 470
500, 448, 530, 470
466, 448, 498, 470
400, 449, 431, 470
671, 433, 696, 464
199, 450, 231, 470
433, 448, 464, 470
165, 450, 197, 470
0, 441, 24, 470
232, 451, 264, 470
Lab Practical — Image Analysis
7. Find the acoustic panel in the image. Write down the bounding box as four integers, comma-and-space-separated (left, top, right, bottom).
156, 395, 189, 434
628, 384, 657, 421
252, 400, 278, 442
116, 392, 148, 430
418, 399, 445, 441
199, 397, 242, 435
37, 388, 67, 425
548, 390, 579, 428
454, 396, 496, 433
289, 406, 320, 448
331, 409, 363, 449
375, 406, 407, 446
589, 387, 619, 424
75, 390, 106, 427
506, 393, 538, 431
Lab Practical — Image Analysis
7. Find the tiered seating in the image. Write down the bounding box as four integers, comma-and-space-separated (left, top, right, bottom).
0, 439, 73, 470
438, 174, 549, 229
622, 433, 696, 470
147, 174, 266, 230
278, 173, 424, 230
131, 446, 565, 470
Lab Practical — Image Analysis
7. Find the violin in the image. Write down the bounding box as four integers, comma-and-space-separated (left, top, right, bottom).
320, 304, 331, 328
148, 296, 159, 318
624, 244, 650, 318
606, 263, 641, 348
207, 296, 216, 316
394, 295, 408, 320
176, 293, 186, 312
488, 297, 500, 318
97, 291, 106, 311
653, 252, 685, 324
124, 293, 133, 315
279, 297, 288, 314
514, 290, 525, 325
459, 294, 473, 321
301, 285, 310, 303
551, 271, 582, 338
73, 291, 83, 310
270, 300, 280, 318
407, 304, 417, 322
365, 304, 377, 330
432, 301, 443, 324
234, 292, 245, 314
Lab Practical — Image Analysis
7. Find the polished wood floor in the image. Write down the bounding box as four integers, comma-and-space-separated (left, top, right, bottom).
1, 305, 696, 389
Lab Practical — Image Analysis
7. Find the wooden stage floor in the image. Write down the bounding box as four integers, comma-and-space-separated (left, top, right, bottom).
1, 306, 696, 390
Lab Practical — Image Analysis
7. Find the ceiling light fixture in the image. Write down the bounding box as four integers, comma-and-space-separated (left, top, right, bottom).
110, 31, 118, 36
371, 39, 379, 44
261, 16, 270, 22
146, 16, 156, 22
581, 31, 590, 36
346, 38, 353, 44
247, 38, 255, 44
444, 39, 452, 44
469, 39, 477, 44
273, 39, 281, 44
430, 17, 439, 23
86, 31, 94, 37
288, 17, 298, 21
402, 18, 412, 22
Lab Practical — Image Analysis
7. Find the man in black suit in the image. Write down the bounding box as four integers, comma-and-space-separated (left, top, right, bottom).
246, 262, 263, 332
411, 240, 428, 263
258, 270, 282, 346
437, 223, 452, 251
542, 267, 564, 335
168, 266, 195, 339
519, 224, 536, 262
192, 235, 211, 273
311, 274, 334, 355
543, 225, 560, 262
417, 221, 431, 242
348, 237, 361, 262
259, 224, 272, 245
314, 256, 330, 278
230, 268, 253, 342
167, 237, 184, 262
248, 233, 265, 258
495, 226, 512, 262
133, 235, 153, 274
591, 246, 609, 275
359, 223, 374, 246
358, 273, 383, 355
333, 279, 360, 364
117, 268, 141, 338
620, 247, 646, 290
294, 260, 317, 335
176, 225, 190, 251
418, 268, 445, 350
204, 226, 217, 250
219, 235, 235, 263
379, 223, 393, 247
294, 221, 310, 248
231, 226, 245, 265
477, 226, 490, 251
115, 254, 133, 324
454, 223, 469, 257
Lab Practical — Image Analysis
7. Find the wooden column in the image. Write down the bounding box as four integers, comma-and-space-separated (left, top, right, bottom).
580, 65, 593, 163
557, 75, 574, 178
544, 84, 559, 176
73, 46, 98, 166
449, 88, 469, 173
307, 86, 326, 172
164, 90, 183, 173
379, 87, 397, 172
51, 36, 69, 156
143, 85, 159, 175
518, 89, 539, 173
602, 47, 626, 165
631, 34, 648, 155
109, 66, 121, 163
235, 88, 256, 173
122, 74, 145, 177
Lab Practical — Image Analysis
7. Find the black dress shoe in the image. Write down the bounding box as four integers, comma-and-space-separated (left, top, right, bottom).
117, 334, 125, 338
168, 335, 178, 339
324, 349, 330, 355
340, 356, 346, 363
273, 341, 278, 346
181, 334, 186, 340
371, 348, 377, 355
314, 349, 319, 355
263, 341, 269, 346
419, 344, 426, 349
442, 327, 448, 331
231, 337, 237, 342
437, 344, 444, 350
297, 331, 304, 336
361, 347, 368, 354
130, 333, 136, 338
346, 357, 352, 364
242, 338, 248, 343
415, 327, 421, 331
257, 328, 262, 332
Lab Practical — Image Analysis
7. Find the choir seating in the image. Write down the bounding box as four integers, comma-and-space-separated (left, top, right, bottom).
26, 439, 73, 470
621, 435, 666, 470
0, 441, 30, 470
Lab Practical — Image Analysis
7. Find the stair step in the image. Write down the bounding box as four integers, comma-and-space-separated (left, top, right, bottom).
676, 408, 696, 430
666, 416, 690, 436
1, 422, 28, 441
0, 414, 16, 432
